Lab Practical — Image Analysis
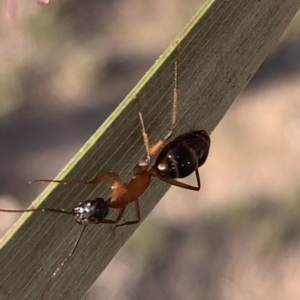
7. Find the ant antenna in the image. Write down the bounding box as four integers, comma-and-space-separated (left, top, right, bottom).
0, 208, 79, 270
41, 225, 87, 299
0, 207, 72, 215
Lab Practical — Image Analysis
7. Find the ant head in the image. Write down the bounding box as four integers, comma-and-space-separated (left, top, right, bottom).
72, 198, 109, 225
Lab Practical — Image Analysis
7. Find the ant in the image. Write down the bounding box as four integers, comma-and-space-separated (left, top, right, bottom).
0, 45, 210, 283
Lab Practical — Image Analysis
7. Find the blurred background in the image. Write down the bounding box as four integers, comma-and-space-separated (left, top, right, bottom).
1, 0, 300, 299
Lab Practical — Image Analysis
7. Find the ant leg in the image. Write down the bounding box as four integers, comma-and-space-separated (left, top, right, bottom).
99, 207, 126, 233
31, 172, 122, 186
101, 219, 117, 224
158, 169, 201, 191
171, 47, 178, 133
91, 207, 126, 234
150, 45, 179, 156
115, 198, 140, 228
138, 52, 179, 161
99, 207, 127, 226
112, 206, 127, 233
135, 96, 151, 163
84, 172, 122, 185
88, 174, 125, 197
114, 206, 126, 223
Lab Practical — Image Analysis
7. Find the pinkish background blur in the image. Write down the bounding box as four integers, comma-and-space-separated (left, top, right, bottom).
1, 1, 300, 299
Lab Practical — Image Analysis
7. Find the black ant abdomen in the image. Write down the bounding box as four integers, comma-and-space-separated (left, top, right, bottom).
73, 197, 109, 225
154, 130, 210, 179
190, 130, 210, 167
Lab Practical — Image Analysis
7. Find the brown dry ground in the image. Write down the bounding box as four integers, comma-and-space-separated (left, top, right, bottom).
0, 1, 300, 300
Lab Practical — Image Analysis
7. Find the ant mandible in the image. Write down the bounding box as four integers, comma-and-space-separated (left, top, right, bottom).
0, 44, 210, 279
